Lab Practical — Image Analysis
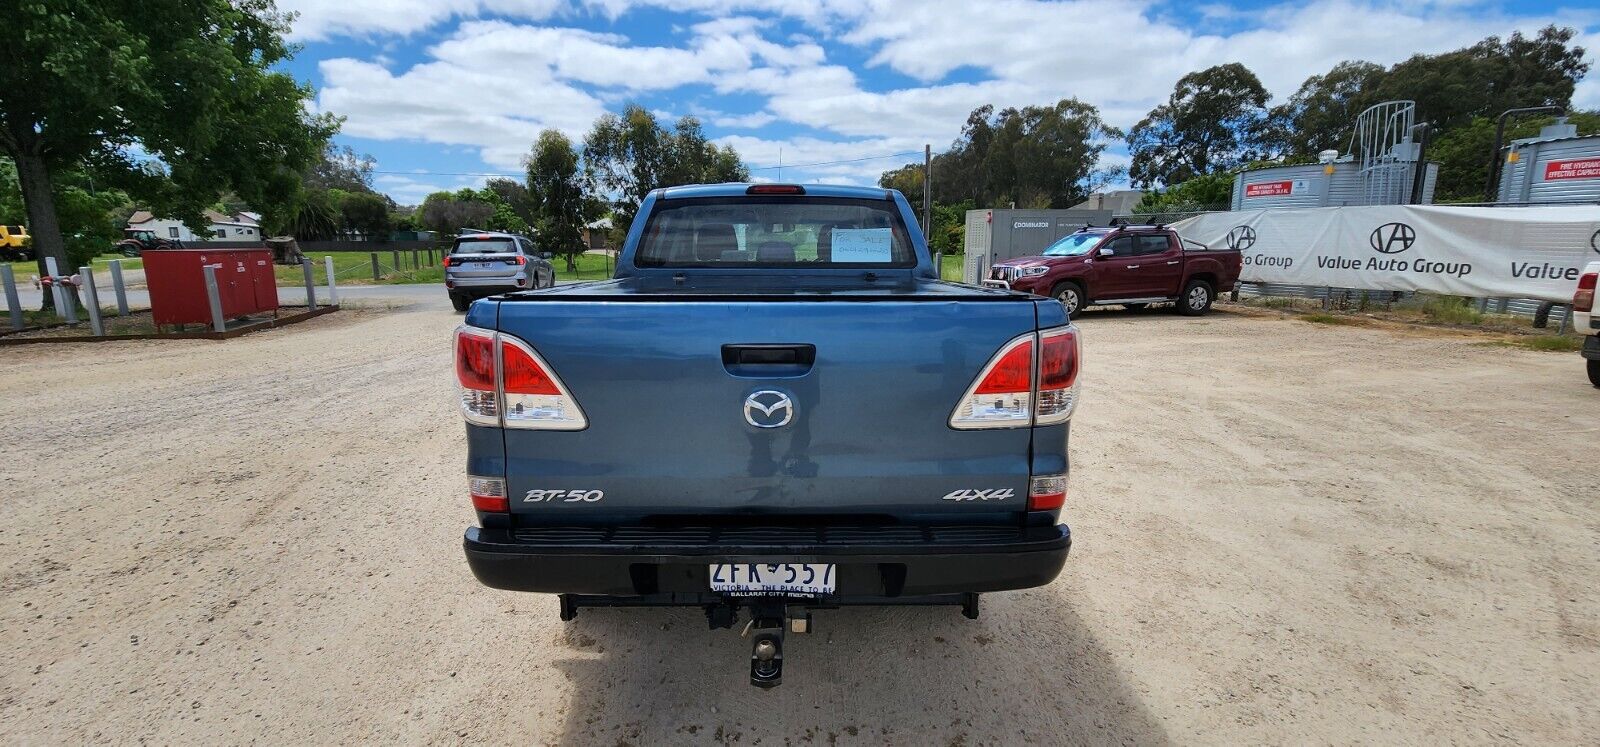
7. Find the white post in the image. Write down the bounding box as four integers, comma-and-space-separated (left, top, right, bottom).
324, 255, 338, 306
1, 265, 22, 330
108, 259, 130, 316
80, 266, 104, 336
203, 264, 226, 333
44, 256, 65, 318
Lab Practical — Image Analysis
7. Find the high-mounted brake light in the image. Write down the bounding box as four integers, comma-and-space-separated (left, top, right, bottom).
1575, 271, 1597, 313
453, 326, 587, 430
747, 184, 806, 195
949, 325, 1082, 429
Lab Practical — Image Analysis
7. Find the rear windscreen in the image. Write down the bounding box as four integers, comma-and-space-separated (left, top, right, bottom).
634, 197, 916, 268
452, 238, 517, 254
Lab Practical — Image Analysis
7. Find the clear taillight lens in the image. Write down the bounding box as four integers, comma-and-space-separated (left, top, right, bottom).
1575, 272, 1597, 313
1035, 325, 1081, 425
500, 335, 587, 430
950, 335, 1034, 429
1029, 474, 1067, 510
455, 326, 499, 426
469, 475, 508, 512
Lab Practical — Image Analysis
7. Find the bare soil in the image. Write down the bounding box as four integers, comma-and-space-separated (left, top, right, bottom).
1, 303, 1596, 744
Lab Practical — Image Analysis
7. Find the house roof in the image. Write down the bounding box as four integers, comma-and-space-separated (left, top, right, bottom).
127, 210, 155, 225
127, 209, 258, 228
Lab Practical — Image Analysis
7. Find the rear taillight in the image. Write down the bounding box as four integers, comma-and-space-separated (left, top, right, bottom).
500, 335, 586, 430
453, 326, 587, 430
456, 327, 498, 426
442, 256, 452, 267
516, 255, 528, 266
1035, 326, 1081, 425
1028, 474, 1067, 511
1575, 272, 1597, 313
469, 476, 508, 512
949, 325, 1081, 429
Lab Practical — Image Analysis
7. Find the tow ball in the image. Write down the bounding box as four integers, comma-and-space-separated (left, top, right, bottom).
738, 603, 812, 688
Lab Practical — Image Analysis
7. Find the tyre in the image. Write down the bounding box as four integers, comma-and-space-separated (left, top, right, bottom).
450, 293, 471, 312
1050, 282, 1085, 316
1177, 279, 1214, 316
1123, 303, 1148, 311
1589, 358, 1600, 389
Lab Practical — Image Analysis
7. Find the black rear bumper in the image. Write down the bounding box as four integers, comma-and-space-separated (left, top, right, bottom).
463, 523, 1071, 598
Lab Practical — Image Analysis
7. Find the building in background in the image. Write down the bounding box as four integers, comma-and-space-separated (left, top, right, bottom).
125, 209, 261, 241
1071, 190, 1145, 214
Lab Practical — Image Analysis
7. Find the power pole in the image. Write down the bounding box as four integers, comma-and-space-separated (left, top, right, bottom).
922, 144, 932, 234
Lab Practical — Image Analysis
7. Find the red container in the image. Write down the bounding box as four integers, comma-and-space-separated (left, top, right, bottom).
143, 248, 278, 326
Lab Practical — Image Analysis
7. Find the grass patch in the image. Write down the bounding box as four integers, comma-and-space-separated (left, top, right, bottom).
1489, 334, 1585, 352
1404, 294, 1485, 326
1302, 312, 1356, 325
4, 253, 143, 279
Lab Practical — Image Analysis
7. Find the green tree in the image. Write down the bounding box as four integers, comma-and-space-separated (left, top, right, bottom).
0, 0, 336, 305
307, 144, 377, 193
337, 190, 392, 240
1128, 63, 1274, 187
878, 163, 924, 201
417, 191, 494, 236
526, 130, 592, 272
1130, 171, 1236, 215
284, 188, 340, 241
583, 104, 748, 236
1370, 26, 1588, 132
1269, 61, 1388, 158
910, 100, 1121, 209
1428, 111, 1600, 202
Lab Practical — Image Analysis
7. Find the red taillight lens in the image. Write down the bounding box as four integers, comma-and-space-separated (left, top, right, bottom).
1575, 272, 1597, 313
974, 339, 1033, 394
1035, 326, 1081, 425
501, 338, 560, 395
951, 335, 1034, 429
442, 256, 451, 267
516, 255, 528, 265
455, 328, 495, 390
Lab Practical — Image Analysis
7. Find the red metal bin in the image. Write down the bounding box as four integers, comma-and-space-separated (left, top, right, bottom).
143, 248, 278, 326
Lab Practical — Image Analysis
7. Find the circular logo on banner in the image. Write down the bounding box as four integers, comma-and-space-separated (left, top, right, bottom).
1590, 229, 1600, 255
1227, 225, 1256, 251
1369, 222, 1416, 254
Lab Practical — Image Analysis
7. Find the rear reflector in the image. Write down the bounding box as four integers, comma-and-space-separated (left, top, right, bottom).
1575, 271, 1597, 313
1028, 474, 1067, 511
747, 184, 806, 195
470, 476, 508, 512
950, 335, 1034, 428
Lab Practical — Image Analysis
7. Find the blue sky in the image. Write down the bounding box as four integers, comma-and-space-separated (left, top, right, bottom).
274, 0, 1600, 204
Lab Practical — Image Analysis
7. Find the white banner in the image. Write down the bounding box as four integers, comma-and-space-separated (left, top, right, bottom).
1172, 205, 1600, 302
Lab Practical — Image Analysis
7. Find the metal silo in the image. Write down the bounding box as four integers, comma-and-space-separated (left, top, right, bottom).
1496, 120, 1600, 204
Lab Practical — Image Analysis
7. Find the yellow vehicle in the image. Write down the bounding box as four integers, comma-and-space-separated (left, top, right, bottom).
0, 224, 31, 261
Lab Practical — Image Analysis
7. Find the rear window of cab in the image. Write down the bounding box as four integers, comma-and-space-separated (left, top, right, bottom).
452, 238, 520, 254
634, 197, 917, 268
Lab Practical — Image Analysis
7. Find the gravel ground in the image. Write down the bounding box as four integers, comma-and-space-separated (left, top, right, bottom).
1, 303, 1595, 744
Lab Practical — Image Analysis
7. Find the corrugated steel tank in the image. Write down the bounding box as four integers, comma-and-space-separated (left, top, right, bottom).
1231, 161, 1438, 210
1497, 122, 1600, 204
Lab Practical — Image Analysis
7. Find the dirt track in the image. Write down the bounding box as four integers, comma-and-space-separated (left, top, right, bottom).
1, 302, 1596, 744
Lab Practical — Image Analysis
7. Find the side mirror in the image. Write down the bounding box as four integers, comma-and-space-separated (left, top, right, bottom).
539, 252, 553, 260
1097, 247, 1115, 257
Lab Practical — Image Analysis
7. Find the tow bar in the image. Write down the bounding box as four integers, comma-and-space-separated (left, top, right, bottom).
557, 592, 981, 688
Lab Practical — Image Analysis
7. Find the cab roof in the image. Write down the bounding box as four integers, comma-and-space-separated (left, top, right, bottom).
655, 183, 894, 200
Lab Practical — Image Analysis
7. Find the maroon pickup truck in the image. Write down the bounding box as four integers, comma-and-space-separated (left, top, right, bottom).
983, 225, 1241, 316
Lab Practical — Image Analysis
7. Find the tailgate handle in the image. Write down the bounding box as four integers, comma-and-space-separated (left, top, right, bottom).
722, 344, 816, 366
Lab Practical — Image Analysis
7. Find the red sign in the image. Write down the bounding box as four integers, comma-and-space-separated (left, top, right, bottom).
1245, 180, 1294, 197
1543, 158, 1600, 181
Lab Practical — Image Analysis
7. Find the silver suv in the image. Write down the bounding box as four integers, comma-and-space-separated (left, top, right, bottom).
444, 231, 556, 311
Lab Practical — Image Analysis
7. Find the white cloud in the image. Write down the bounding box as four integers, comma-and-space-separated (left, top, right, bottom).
297, 0, 1600, 195
374, 173, 488, 205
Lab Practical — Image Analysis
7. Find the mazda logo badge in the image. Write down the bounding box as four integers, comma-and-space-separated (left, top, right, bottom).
1370, 222, 1416, 254
1227, 225, 1256, 251
743, 390, 794, 428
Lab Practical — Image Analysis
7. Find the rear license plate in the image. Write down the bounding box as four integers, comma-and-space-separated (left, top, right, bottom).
709, 563, 835, 596
472, 262, 492, 269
